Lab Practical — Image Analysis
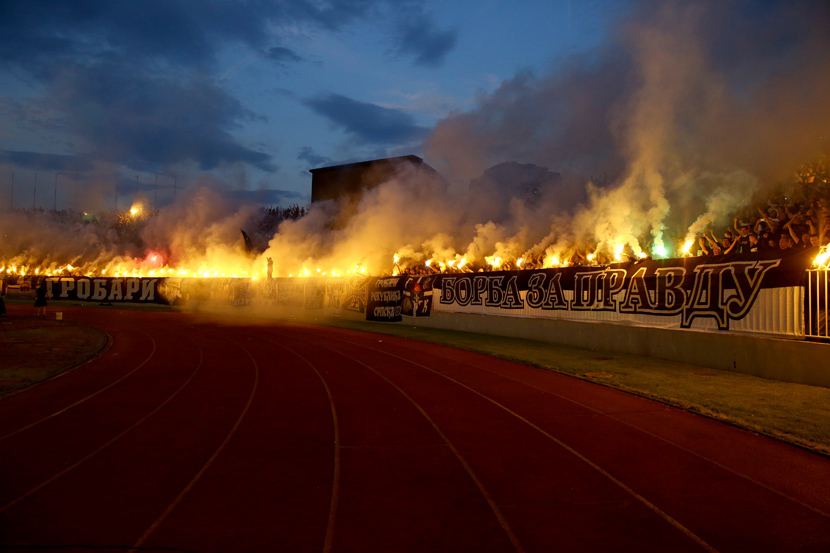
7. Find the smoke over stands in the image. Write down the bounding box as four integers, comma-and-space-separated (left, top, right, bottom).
2, 0, 830, 278
428, 0, 829, 258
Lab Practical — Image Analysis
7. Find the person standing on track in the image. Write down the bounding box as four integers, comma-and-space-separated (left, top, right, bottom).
34, 279, 50, 317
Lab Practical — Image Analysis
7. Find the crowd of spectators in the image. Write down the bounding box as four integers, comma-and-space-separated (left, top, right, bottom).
395, 162, 830, 275
251, 205, 306, 237
3, 204, 308, 240
1, 204, 310, 278
393, 191, 830, 275
5, 163, 830, 278
694, 199, 829, 256
692, 163, 830, 258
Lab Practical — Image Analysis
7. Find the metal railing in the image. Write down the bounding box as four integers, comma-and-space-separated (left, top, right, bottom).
806, 269, 829, 340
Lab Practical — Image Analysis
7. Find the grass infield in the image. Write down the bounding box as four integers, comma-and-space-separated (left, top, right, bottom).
3, 297, 829, 457
0, 314, 109, 396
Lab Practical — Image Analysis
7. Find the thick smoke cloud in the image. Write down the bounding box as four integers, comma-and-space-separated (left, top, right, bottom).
4, 0, 830, 279
1, 181, 263, 278
264, 161, 459, 277
277, 0, 830, 270
422, 0, 830, 258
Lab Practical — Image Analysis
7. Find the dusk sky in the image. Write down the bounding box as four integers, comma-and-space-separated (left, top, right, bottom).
0, 0, 628, 210
2, 0, 830, 275
2, 0, 829, 219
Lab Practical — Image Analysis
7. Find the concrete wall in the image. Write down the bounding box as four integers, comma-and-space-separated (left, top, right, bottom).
413, 311, 830, 388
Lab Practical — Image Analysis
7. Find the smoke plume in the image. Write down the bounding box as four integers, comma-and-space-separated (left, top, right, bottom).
3, 0, 830, 277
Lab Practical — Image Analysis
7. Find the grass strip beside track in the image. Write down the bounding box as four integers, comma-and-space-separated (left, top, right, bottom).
0, 314, 109, 396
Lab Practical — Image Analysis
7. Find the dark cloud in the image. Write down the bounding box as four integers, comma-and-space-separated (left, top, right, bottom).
0, 0, 437, 72
1, 1, 260, 69
305, 93, 429, 146
0, 150, 94, 172
297, 146, 333, 169
42, 60, 274, 172
266, 47, 304, 65
0, 0, 439, 176
0, 0, 386, 70
393, 12, 458, 67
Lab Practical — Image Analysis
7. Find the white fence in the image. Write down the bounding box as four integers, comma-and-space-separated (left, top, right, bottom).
806, 269, 829, 340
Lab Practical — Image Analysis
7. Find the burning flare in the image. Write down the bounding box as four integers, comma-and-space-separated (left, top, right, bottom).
816, 246, 830, 269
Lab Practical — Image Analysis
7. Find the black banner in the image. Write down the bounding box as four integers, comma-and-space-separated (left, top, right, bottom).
305, 280, 326, 310
160, 277, 252, 306
275, 279, 305, 306
401, 275, 435, 318
433, 250, 814, 330
45, 277, 165, 303
367, 276, 404, 322
325, 276, 369, 315
1, 276, 244, 306
1, 250, 816, 334
343, 277, 369, 314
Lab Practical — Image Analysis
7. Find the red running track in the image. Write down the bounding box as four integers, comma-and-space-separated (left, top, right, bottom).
1, 304, 829, 552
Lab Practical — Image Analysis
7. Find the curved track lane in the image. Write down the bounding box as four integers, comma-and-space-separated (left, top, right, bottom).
0, 305, 828, 553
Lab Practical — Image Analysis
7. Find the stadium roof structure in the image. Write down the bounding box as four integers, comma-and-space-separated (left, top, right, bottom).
309, 155, 442, 203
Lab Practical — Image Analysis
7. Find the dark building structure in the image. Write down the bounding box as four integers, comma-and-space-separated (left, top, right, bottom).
309, 155, 441, 203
